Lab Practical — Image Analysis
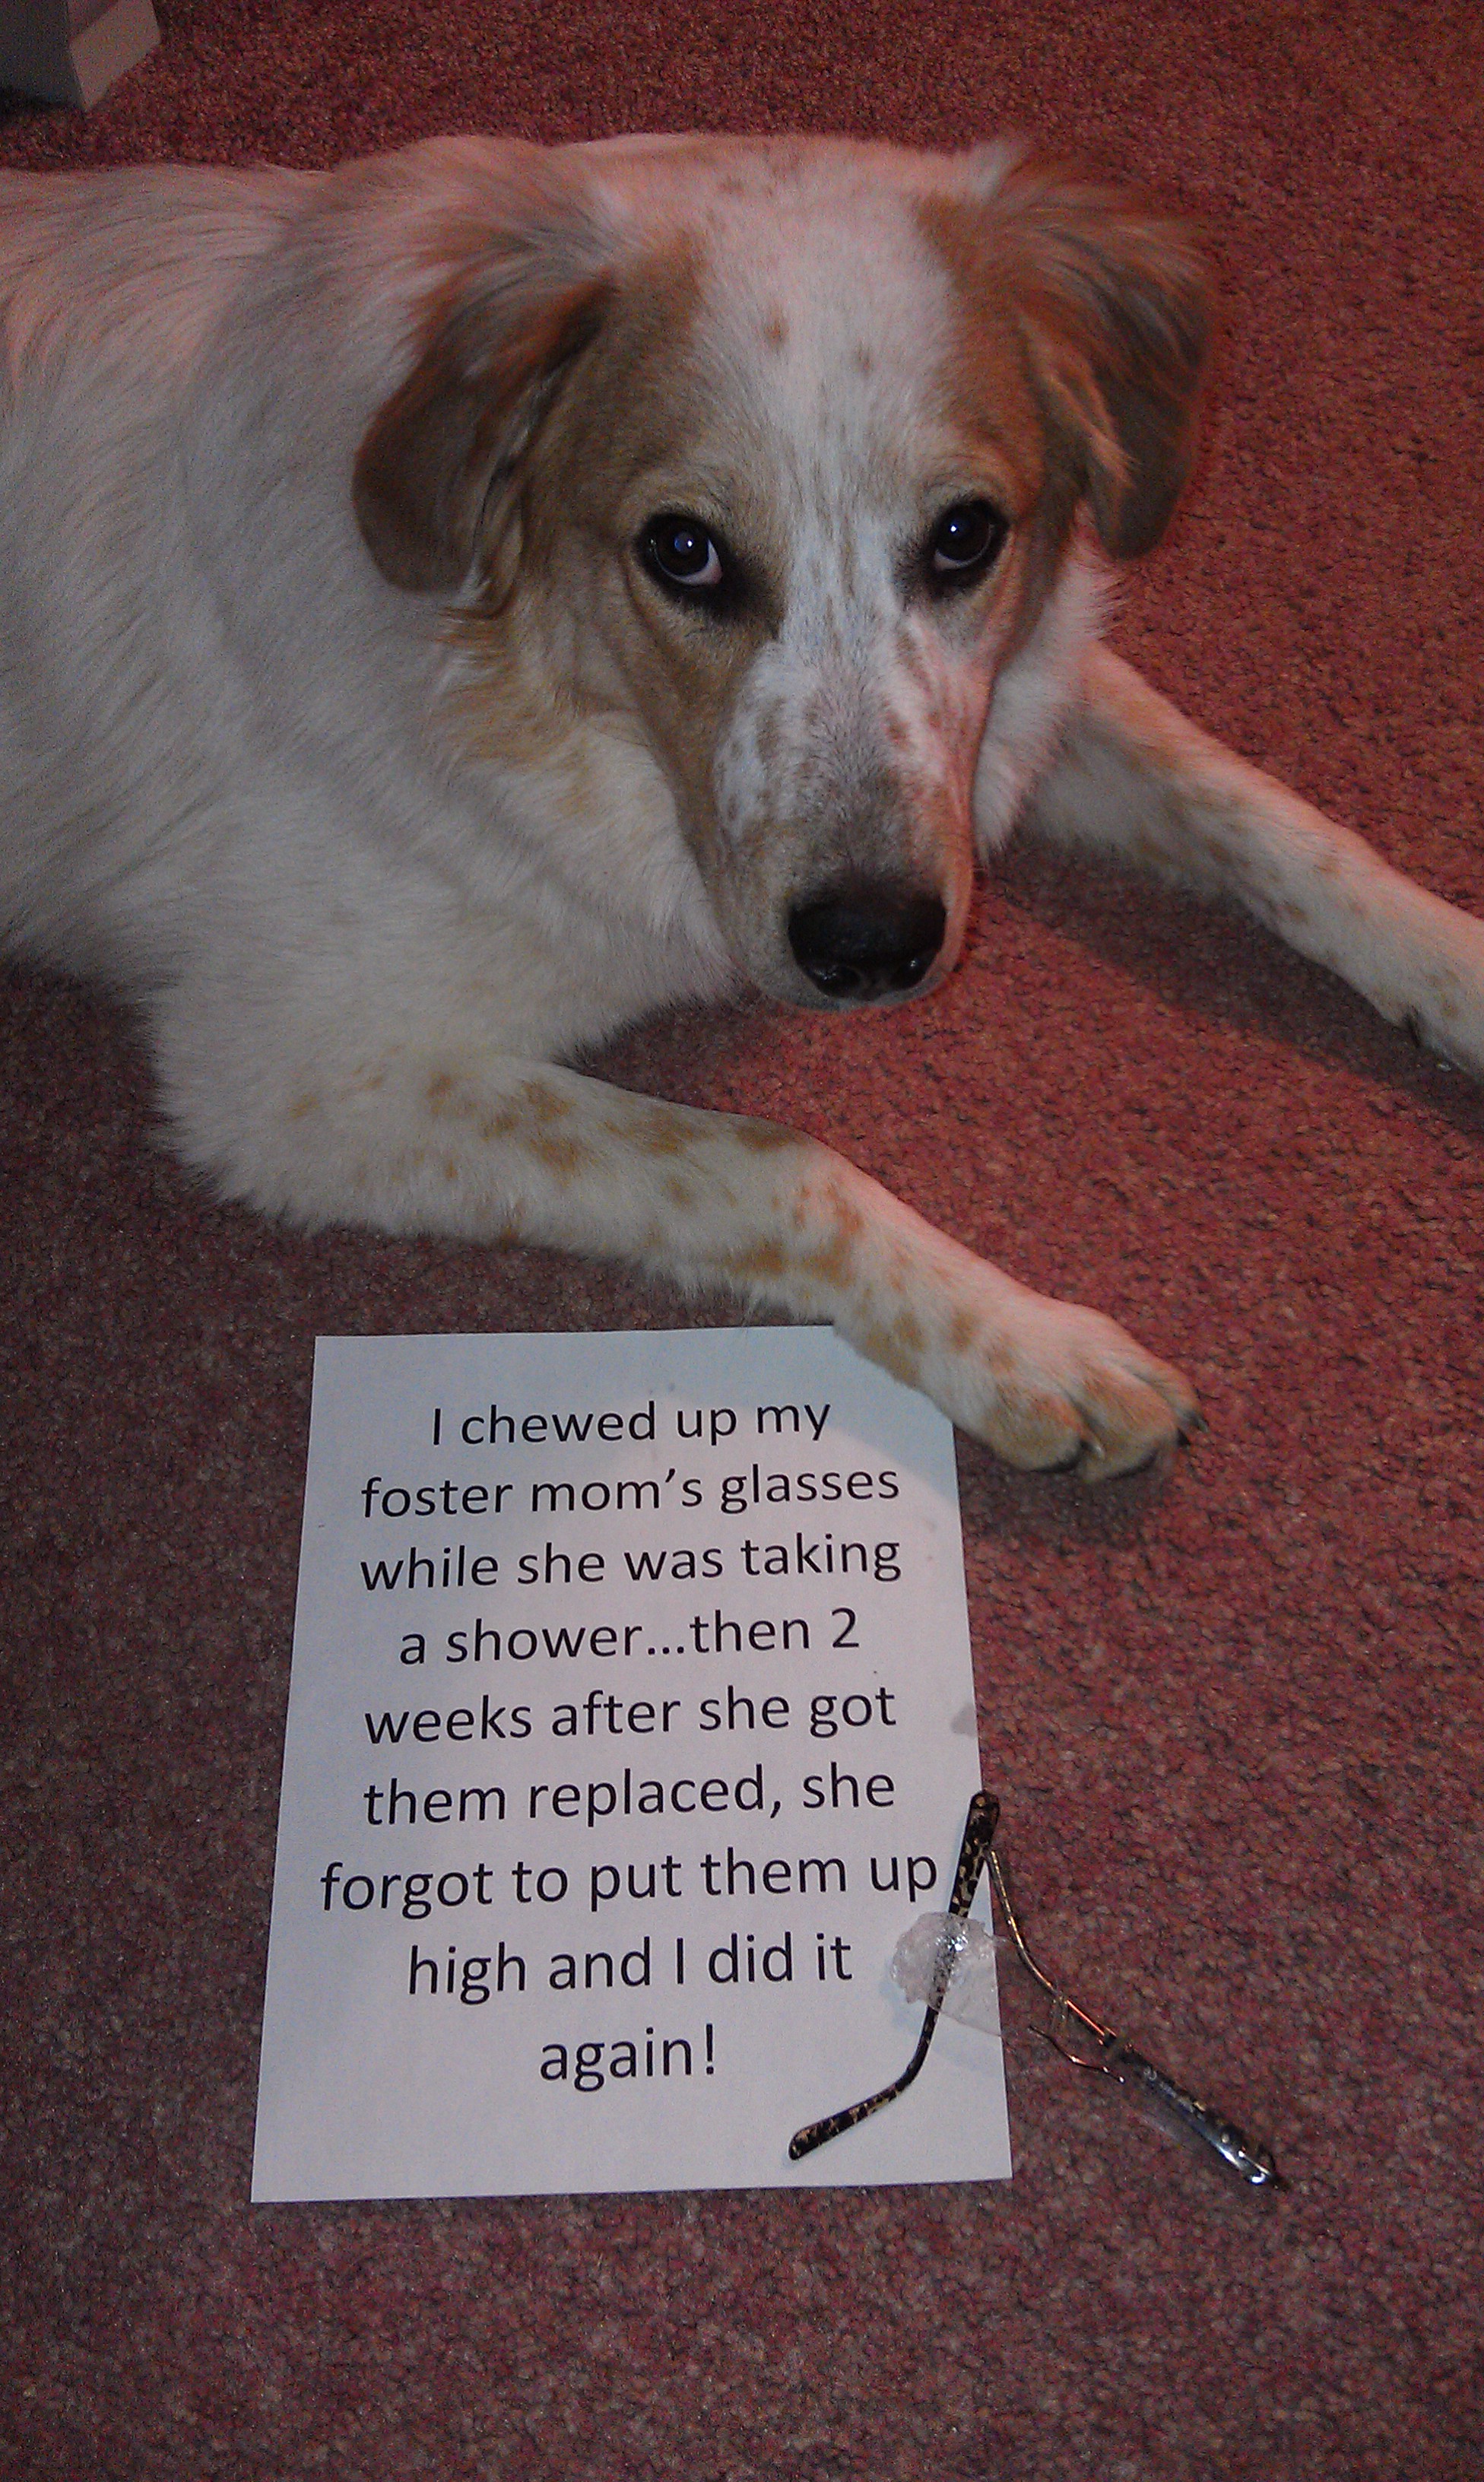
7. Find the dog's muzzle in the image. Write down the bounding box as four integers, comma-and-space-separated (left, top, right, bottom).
788, 881, 947, 1002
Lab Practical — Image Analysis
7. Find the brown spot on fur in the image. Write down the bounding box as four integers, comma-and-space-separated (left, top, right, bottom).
800, 1227, 858, 1290
528, 1132, 595, 1181
823, 1187, 866, 1242
426, 1071, 455, 1112
859, 1322, 921, 1388
664, 1174, 700, 1210
607, 1103, 695, 1159
522, 1078, 572, 1124
288, 1094, 319, 1122
804, 1181, 874, 1300
948, 1308, 979, 1353
762, 309, 789, 353
893, 628, 937, 696
751, 705, 783, 779
722, 1239, 788, 1282
734, 1119, 798, 1154
1425, 967, 1463, 1021
1191, 829, 1238, 877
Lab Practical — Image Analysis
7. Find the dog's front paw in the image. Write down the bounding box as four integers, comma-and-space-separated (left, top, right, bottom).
1384, 889, 1484, 1081
858, 1284, 1200, 1481
1400, 981, 1484, 1080
957, 1296, 1199, 1479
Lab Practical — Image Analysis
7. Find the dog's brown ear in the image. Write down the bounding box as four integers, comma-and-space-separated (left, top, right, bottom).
945, 153, 1213, 559
354, 182, 614, 595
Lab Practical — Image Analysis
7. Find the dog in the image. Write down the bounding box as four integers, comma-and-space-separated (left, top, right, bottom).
2, 134, 1480, 1477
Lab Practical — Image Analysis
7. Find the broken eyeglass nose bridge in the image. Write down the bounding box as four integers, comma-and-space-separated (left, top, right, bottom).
788, 1790, 1283, 2192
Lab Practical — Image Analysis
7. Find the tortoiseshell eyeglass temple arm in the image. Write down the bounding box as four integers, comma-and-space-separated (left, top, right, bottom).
787, 1793, 999, 2163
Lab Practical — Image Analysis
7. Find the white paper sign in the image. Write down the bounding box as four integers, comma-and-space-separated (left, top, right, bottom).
252, 1327, 1010, 2201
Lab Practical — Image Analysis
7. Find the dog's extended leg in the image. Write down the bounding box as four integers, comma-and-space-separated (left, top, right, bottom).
170, 1033, 1195, 1477
1026, 644, 1484, 1076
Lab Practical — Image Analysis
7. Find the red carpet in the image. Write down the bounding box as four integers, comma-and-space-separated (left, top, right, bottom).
3, 3, 1482, 2475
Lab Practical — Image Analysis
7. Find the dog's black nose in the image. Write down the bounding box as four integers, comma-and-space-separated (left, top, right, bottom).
788, 884, 947, 1002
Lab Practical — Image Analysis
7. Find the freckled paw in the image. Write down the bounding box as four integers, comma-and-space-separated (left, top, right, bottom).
1400, 1004, 1480, 1079
956, 1315, 1199, 1483
1066, 1354, 1200, 1481
1391, 912, 1484, 1082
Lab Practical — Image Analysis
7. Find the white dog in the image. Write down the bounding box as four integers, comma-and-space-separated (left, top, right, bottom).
2, 135, 1479, 1475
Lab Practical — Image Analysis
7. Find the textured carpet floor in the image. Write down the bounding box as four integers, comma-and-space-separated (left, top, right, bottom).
2, 3, 1482, 2477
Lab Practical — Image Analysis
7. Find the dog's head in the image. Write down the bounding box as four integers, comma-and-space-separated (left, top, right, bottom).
352, 137, 1210, 1006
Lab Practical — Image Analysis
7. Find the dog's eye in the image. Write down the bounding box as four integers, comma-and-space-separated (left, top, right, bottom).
641, 515, 726, 593
927, 499, 1007, 587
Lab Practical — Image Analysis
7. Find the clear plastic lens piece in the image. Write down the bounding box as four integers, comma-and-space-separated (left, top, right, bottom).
891, 1912, 1001, 2036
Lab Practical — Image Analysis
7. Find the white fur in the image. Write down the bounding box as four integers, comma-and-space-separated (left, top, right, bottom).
3, 135, 1479, 1476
